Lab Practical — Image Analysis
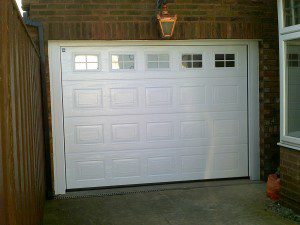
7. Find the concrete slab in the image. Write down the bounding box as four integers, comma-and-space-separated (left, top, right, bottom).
43, 180, 297, 225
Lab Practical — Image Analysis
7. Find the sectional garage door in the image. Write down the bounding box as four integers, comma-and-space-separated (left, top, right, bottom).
61, 45, 249, 189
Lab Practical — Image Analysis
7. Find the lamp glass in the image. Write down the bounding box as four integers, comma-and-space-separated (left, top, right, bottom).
161, 21, 174, 36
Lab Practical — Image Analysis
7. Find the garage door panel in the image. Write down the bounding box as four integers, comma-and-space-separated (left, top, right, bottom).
111, 123, 140, 143
63, 78, 247, 117
147, 156, 176, 176
62, 45, 249, 189
112, 158, 142, 178
64, 112, 247, 154
65, 144, 247, 189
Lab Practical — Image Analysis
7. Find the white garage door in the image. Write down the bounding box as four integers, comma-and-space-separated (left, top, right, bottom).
61, 45, 249, 189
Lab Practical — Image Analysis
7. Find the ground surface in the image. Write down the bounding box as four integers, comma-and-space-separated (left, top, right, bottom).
43, 180, 298, 225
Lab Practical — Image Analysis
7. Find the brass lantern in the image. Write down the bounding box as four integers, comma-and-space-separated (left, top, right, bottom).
157, 4, 177, 38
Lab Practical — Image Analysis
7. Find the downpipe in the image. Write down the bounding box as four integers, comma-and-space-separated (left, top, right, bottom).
23, 12, 53, 199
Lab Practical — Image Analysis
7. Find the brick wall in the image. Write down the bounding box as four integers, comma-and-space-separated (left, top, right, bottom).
280, 147, 300, 213
24, 0, 280, 189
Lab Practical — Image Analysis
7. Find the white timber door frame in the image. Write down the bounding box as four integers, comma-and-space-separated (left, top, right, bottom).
48, 40, 260, 195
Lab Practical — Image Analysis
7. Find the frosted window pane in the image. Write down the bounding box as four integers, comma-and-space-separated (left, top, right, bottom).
75, 63, 87, 70
148, 54, 159, 61
75, 55, 86, 63
159, 54, 169, 61
124, 62, 134, 69
148, 62, 158, 69
87, 63, 98, 70
159, 62, 170, 68
193, 62, 202, 68
182, 62, 192, 68
87, 55, 98, 62
182, 55, 192, 61
193, 54, 202, 60
112, 62, 122, 70
112, 55, 120, 63
123, 54, 134, 61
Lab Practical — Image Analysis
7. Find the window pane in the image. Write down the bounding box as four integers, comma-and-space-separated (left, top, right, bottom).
182, 54, 192, 61
286, 39, 300, 138
112, 55, 121, 63
289, 54, 299, 60
75, 63, 87, 70
284, 0, 300, 27
86, 55, 98, 63
148, 62, 158, 69
215, 54, 224, 60
182, 62, 192, 68
123, 54, 134, 61
215, 61, 224, 67
124, 62, 134, 69
226, 61, 235, 67
75, 55, 86, 63
87, 63, 98, 70
112, 62, 122, 70
159, 62, 170, 69
193, 62, 202, 68
226, 54, 235, 60
148, 54, 159, 61
159, 54, 169, 61
193, 54, 202, 60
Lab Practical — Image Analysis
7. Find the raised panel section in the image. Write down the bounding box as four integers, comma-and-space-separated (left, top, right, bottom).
76, 125, 103, 144
181, 155, 206, 173
148, 157, 175, 176
110, 88, 138, 108
112, 123, 139, 142
213, 120, 239, 138
213, 85, 238, 104
112, 158, 141, 178
180, 121, 206, 139
146, 87, 173, 107
214, 153, 239, 171
180, 86, 206, 105
74, 89, 103, 108
146, 122, 174, 141
75, 160, 105, 180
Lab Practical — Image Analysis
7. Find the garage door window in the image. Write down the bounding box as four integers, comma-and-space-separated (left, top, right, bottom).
111, 54, 135, 70
215, 54, 235, 68
182, 54, 202, 69
147, 54, 170, 69
74, 55, 99, 71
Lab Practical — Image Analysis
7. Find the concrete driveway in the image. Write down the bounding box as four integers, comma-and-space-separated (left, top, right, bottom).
43, 180, 297, 225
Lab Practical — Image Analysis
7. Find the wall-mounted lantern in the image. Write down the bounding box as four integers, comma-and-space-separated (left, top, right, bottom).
157, 4, 177, 38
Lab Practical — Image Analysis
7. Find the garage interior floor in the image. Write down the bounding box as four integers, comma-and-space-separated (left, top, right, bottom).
43, 179, 296, 225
